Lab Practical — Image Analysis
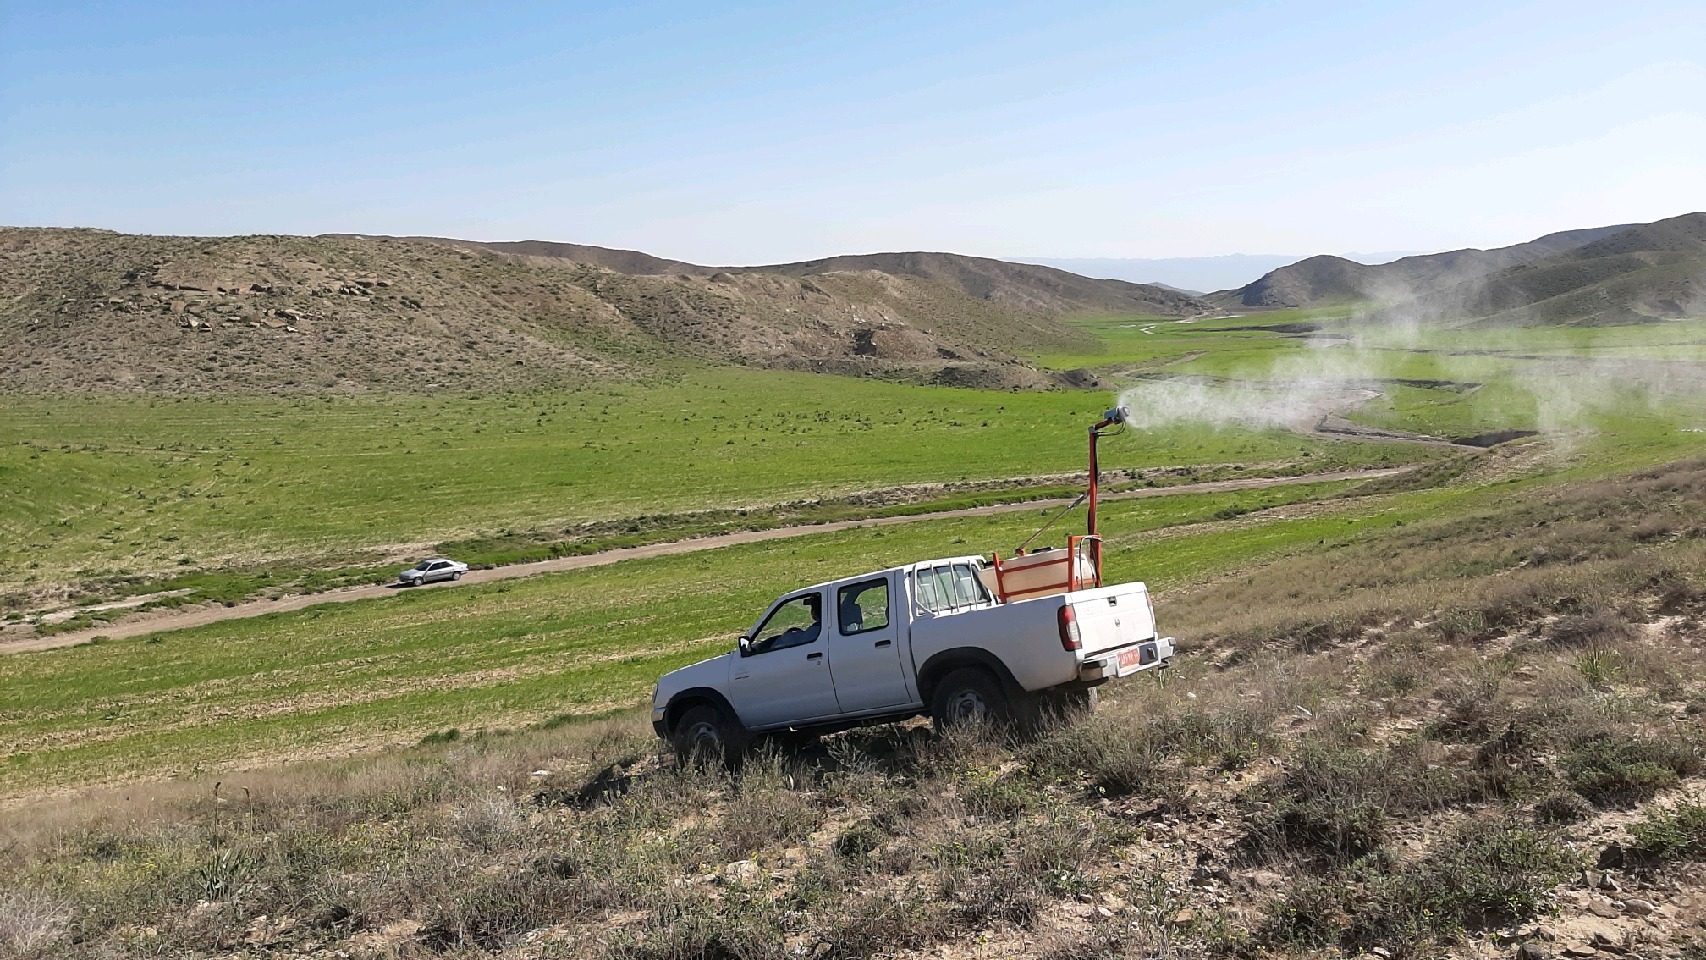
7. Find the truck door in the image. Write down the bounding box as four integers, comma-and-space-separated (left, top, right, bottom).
828, 576, 912, 712
730, 591, 840, 727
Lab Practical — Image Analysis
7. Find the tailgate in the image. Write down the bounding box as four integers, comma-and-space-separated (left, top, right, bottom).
1066, 582, 1156, 657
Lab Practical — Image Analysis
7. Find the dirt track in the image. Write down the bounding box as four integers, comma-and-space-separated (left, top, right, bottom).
2, 468, 1408, 655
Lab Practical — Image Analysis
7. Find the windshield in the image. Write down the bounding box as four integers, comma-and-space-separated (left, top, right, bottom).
749, 594, 822, 655
413, 560, 434, 570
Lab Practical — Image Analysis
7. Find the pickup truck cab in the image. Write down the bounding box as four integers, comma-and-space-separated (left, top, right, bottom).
652, 554, 1173, 758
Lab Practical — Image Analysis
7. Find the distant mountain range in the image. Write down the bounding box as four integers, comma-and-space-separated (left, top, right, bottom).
1352, 213, 1706, 327
4, 213, 1700, 394
1012, 255, 1298, 293
1213, 225, 1632, 306
1213, 213, 1706, 326
1013, 252, 1428, 293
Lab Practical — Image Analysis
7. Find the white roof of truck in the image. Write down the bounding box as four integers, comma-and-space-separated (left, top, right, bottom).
782, 555, 986, 595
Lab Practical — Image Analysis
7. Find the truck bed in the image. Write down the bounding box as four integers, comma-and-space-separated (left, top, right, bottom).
908, 581, 1162, 692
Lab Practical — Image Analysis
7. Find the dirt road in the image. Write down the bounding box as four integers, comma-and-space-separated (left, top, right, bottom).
3, 467, 1408, 655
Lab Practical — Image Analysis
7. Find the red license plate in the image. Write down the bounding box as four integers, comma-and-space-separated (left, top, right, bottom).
1117, 647, 1147, 671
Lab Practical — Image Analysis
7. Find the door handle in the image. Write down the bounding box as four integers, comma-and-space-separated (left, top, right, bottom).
873, 639, 892, 648
806, 652, 823, 661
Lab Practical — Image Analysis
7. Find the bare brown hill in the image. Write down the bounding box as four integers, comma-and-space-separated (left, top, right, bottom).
375, 235, 709, 276
399, 240, 1208, 316
753, 250, 1209, 316
1217, 222, 1634, 308
0, 229, 1209, 394
1227, 254, 1378, 308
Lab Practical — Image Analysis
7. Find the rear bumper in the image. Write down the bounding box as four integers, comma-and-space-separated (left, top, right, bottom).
1078, 636, 1174, 682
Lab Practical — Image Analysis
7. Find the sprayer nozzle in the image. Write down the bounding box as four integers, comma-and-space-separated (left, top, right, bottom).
1102, 405, 1130, 424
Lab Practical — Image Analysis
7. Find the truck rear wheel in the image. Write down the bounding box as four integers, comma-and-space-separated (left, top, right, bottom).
930, 667, 1010, 730
672, 703, 748, 768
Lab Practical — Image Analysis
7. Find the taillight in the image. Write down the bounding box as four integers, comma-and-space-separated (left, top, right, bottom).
1057, 604, 1082, 651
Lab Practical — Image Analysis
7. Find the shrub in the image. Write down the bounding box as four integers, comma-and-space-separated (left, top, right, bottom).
603, 890, 789, 960
418, 866, 583, 952
831, 820, 886, 863
815, 888, 935, 959
1533, 790, 1596, 825
1260, 821, 1579, 953
0, 889, 70, 959
1246, 740, 1473, 864
1023, 715, 1171, 799
1259, 873, 1348, 948
1344, 820, 1579, 949
959, 767, 1035, 818
1562, 734, 1701, 807
1254, 792, 1388, 865
1544, 608, 1634, 650
1426, 676, 1504, 743
1163, 707, 1277, 770
1627, 801, 1706, 863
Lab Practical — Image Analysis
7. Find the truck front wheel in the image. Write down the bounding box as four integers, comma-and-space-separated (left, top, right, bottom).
930, 667, 1010, 730
672, 703, 748, 768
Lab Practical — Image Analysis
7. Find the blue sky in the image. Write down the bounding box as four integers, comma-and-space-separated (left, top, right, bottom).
2, 1, 1702, 264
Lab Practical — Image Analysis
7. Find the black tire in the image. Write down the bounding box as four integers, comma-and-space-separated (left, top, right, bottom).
451, 571, 462, 581
672, 703, 748, 768
930, 667, 1010, 730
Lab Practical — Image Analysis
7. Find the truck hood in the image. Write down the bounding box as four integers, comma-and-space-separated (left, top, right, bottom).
653, 651, 733, 710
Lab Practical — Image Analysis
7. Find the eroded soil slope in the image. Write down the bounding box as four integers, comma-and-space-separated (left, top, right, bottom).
0, 228, 1207, 393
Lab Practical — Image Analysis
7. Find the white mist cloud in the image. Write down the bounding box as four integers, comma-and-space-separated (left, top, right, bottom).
1115, 319, 1706, 446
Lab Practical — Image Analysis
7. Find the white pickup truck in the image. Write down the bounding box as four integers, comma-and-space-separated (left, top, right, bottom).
651, 554, 1174, 758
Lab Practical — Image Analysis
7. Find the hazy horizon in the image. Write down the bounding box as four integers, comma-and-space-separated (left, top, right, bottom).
1012, 251, 1432, 291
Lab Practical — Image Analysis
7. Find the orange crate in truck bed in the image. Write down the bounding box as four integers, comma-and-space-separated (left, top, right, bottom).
983, 535, 1100, 603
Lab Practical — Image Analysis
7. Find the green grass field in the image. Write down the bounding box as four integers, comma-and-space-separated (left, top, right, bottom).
0, 366, 1422, 609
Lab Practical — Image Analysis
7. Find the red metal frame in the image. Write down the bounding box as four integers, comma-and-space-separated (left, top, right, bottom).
1085, 410, 1121, 587
986, 408, 1122, 603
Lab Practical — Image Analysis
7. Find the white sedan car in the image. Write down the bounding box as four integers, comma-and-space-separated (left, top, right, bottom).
398, 557, 468, 586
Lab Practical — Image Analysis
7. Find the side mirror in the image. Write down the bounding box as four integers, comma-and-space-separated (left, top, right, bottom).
737, 636, 751, 657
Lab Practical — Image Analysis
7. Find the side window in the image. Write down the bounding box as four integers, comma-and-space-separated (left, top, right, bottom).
915, 569, 940, 612
950, 564, 985, 607
930, 567, 959, 612
749, 594, 822, 655
837, 579, 889, 635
